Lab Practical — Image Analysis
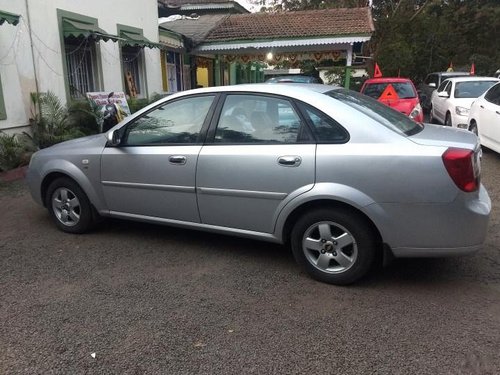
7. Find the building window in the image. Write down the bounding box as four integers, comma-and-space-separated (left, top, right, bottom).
65, 37, 100, 99
122, 45, 145, 98
58, 10, 121, 100
161, 50, 183, 93
118, 25, 158, 99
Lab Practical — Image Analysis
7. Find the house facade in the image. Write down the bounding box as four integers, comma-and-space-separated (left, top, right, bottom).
0, 0, 180, 133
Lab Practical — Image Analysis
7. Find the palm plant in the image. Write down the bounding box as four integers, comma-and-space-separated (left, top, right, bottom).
0, 132, 35, 172
25, 91, 84, 149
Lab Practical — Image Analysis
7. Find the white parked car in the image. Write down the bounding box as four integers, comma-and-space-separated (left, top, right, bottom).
430, 77, 499, 128
468, 82, 500, 153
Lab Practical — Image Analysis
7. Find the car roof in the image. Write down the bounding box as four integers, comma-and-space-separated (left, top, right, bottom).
430, 72, 470, 77
364, 77, 413, 84
441, 76, 500, 83
172, 83, 337, 96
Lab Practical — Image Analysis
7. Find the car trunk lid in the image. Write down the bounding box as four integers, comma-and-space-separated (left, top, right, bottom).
409, 123, 478, 150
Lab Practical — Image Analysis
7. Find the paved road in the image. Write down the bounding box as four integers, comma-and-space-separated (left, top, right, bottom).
1, 152, 500, 374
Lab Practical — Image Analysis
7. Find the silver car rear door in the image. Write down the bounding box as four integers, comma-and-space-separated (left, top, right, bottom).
196, 93, 316, 234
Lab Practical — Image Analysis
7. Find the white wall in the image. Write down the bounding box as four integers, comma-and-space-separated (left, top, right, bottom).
0, 0, 161, 132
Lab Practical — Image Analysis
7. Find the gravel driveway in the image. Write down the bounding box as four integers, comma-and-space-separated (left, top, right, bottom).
1, 151, 500, 374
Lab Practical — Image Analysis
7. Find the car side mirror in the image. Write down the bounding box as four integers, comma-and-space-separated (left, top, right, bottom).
429, 82, 436, 88
437, 91, 450, 98
107, 129, 122, 146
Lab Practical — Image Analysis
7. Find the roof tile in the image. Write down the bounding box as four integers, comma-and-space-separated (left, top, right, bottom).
204, 7, 374, 42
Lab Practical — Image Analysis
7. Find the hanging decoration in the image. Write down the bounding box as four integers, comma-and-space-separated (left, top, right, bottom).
221, 51, 347, 65
195, 56, 212, 69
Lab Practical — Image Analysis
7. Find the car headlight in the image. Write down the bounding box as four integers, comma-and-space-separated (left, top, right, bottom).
409, 103, 422, 119
455, 106, 470, 116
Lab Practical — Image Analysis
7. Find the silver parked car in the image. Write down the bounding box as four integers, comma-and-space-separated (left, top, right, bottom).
27, 84, 491, 285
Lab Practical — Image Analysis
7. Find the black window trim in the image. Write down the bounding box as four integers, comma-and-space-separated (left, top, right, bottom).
294, 99, 350, 144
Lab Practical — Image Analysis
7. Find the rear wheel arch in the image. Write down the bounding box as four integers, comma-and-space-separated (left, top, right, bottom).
281, 199, 382, 247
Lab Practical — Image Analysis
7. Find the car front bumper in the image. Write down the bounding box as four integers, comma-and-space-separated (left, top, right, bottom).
451, 112, 469, 129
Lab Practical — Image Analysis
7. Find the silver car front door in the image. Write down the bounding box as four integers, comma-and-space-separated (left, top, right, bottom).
196, 94, 316, 234
101, 95, 217, 222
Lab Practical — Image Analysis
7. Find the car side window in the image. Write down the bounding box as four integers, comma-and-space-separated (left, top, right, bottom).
214, 94, 305, 144
485, 84, 500, 105
297, 102, 349, 143
122, 95, 215, 145
437, 79, 449, 92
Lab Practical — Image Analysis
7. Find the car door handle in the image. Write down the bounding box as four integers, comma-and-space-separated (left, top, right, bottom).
169, 155, 187, 165
278, 156, 301, 167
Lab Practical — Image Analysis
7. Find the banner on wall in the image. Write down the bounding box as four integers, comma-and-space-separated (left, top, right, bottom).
86, 92, 132, 116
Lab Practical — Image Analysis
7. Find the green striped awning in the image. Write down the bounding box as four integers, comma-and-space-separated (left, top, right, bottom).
121, 30, 162, 49
0, 10, 20, 26
63, 19, 122, 42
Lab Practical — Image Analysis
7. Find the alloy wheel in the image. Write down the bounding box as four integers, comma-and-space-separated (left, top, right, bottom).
302, 221, 358, 274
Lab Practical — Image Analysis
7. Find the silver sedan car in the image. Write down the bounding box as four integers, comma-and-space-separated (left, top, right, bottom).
26, 84, 491, 285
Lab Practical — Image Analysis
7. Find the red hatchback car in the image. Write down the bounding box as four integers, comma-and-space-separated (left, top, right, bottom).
360, 78, 424, 122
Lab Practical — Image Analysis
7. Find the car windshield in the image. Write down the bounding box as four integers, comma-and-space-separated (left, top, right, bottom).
454, 81, 498, 98
363, 82, 416, 99
325, 89, 423, 136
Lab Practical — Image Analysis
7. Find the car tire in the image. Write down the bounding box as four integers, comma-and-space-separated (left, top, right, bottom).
46, 177, 95, 234
291, 208, 377, 285
445, 112, 452, 127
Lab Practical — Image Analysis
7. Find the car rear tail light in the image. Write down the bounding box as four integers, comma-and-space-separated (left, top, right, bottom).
442, 148, 480, 192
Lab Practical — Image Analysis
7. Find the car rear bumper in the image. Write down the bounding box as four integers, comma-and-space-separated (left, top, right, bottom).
391, 244, 482, 258
367, 184, 491, 258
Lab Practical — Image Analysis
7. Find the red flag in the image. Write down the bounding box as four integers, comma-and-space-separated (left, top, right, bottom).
470, 63, 475, 76
374, 63, 382, 78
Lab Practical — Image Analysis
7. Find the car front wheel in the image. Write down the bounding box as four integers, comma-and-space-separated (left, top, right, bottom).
291, 208, 377, 285
46, 177, 94, 234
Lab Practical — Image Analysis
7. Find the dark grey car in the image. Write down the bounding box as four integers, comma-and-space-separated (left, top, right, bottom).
419, 71, 470, 110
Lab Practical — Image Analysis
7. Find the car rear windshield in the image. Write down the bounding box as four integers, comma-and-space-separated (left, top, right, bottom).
454, 81, 498, 98
325, 89, 423, 136
362, 82, 416, 99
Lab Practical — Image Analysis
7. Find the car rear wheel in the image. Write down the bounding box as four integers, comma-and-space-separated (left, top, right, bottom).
445, 112, 452, 127
46, 177, 94, 234
291, 208, 376, 285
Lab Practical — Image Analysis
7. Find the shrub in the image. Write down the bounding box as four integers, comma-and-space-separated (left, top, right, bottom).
0, 132, 34, 172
